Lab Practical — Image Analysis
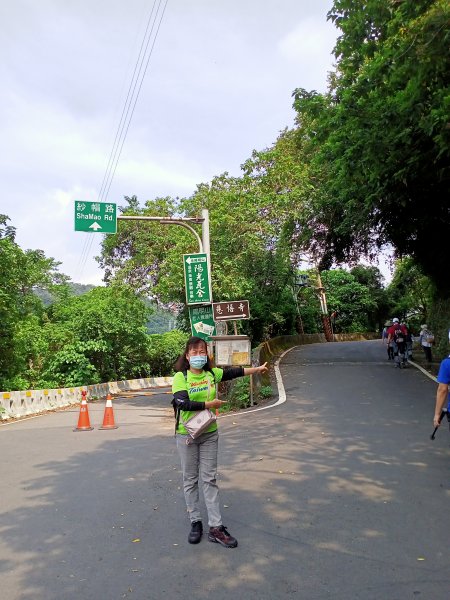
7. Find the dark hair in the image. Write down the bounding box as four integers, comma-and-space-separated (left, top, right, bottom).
174, 336, 214, 374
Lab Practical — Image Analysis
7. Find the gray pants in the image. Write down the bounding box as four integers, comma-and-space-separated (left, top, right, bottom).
176, 430, 222, 527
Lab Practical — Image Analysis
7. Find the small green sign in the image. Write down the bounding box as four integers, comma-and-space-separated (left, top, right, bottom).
74, 201, 117, 234
188, 305, 216, 341
183, 253, 211, 305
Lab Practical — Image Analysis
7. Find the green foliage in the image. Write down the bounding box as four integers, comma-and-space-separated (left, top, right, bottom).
428, 297, 450, 360
147, 330, 189, 376
34, 282, 96, 306
386, 258, 434, 331
321, 269, 378, 332
383, 258, 450, 352
39, 340, 105, 388
145, 303, 178, 334
226, 376, 251, 410
293, 0, 450, 293
258, 385, 273, 400
350, 265, 390, 330
99, 184, 302, 343
42, 284, 152, 385
4, 2, 449, 386
295, 265, 386, 333
0, 215, 68, 390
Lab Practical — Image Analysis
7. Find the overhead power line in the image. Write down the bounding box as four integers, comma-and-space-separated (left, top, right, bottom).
77, 0, 169, 280
97, 0, 165, 203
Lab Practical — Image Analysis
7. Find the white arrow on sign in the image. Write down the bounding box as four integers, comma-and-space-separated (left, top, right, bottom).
215, 313, 247, 320
89, 222, 102, 231
185, 256, 206, 265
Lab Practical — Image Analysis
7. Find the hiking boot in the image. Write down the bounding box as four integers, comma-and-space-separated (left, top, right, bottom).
208, 525, 238, 548
188, 521, 203, 544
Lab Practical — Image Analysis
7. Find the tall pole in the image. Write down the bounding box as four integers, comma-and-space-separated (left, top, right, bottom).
201, 208, 210, 257
316, 269, 333, 342
292, 278, 305, 335
201, 209, 213, 302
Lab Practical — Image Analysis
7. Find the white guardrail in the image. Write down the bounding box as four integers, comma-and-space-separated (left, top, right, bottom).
0, 376, 174, 421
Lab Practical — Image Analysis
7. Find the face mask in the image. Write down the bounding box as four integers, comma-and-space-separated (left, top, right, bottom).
189, 355, 207, 369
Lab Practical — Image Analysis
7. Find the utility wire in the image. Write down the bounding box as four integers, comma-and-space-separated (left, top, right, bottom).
76, 2, 159, 277
97, 0, 161, 203
76, 0, 163, 278
76, 0, 169, 280
102, 0, 168, 203
78, 0, 167, 276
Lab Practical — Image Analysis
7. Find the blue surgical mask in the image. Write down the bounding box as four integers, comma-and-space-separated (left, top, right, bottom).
189, 355, 207, 369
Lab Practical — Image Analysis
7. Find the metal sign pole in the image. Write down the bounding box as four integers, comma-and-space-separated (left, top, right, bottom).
118, 215, 204, 253
201, 209, 213, 301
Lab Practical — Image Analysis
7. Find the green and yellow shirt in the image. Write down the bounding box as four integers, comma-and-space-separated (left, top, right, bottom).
172, 367, 244, 435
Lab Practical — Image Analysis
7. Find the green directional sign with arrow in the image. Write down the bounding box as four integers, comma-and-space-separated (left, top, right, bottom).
74, 201, 117, 234
183, 253, 211, 304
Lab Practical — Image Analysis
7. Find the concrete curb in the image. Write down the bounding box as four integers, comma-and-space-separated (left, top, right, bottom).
0, 376, 174, 422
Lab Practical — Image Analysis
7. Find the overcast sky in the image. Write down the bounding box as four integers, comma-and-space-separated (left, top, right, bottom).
1, 0, 341, 285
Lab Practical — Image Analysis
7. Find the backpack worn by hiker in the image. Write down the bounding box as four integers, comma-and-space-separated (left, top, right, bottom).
393, 326, 406, 345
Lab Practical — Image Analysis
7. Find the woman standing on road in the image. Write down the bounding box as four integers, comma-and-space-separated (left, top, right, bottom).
172, 336, 268, 548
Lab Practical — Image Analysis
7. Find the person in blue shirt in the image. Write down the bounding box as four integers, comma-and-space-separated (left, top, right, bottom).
433, 355, 450, 429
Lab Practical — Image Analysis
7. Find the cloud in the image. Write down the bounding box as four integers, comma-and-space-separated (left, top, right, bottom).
278, 16, 337, 91
1, 0, 339, 285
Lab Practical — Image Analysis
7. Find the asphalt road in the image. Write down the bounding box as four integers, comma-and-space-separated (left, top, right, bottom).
1, 340, 449, 600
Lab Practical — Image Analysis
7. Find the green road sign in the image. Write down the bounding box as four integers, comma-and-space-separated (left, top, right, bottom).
183, 253, 211, 304
74, 201, 117, 233
188, 305, 216, 341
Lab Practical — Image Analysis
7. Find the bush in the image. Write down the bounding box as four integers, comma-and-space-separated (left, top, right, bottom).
147, 330, 189, 376
429, 298, 450, 361
258, 385, 273, 400
226, 376, 251, 410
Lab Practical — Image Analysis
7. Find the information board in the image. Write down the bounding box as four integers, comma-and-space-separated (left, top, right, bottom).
214, 338, 251, 366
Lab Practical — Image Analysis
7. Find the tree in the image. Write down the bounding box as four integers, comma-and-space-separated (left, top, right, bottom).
99, 182, 303, 343
292, 0, 450, 293
41, 285, 152, 386
0, 215, 68, 390
350, 265, 390, 330
385, 257, 434, 331
321, 269, 378, 332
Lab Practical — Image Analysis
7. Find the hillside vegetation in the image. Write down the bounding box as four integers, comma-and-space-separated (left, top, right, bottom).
1, 1, 448, 390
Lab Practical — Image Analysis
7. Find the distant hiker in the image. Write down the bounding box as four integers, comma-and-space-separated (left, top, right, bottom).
387, 318, 408, 367
420, 324, 434, 363
382, 320, 394, 360
402, 321, 413, 360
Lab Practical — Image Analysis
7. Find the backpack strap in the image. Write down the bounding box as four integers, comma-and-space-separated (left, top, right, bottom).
173, 370, 189, 435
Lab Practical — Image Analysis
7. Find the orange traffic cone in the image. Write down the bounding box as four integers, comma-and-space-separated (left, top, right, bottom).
99, 394, 118, 430
73, 391, 94, 432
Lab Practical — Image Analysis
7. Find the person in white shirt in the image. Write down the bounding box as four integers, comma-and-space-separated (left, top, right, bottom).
419, 324, 434, 363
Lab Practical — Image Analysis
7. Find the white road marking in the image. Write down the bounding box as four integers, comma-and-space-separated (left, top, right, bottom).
220, 346, 298, 418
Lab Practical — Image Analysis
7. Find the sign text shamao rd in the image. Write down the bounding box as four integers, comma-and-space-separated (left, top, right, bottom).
74, 201, 117, 234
